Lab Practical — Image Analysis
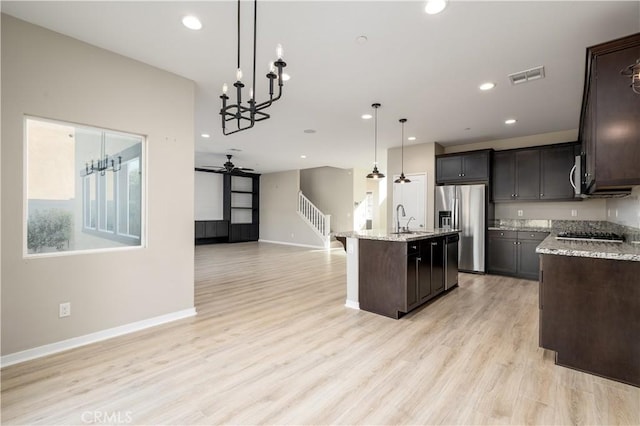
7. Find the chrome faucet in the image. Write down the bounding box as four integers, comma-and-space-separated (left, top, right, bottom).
406, 216, 415, 231
396, 204, 406, 233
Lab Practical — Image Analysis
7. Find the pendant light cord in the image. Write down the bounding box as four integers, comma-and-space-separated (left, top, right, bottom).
401, 121, 404, 171
374, 106, 378, 164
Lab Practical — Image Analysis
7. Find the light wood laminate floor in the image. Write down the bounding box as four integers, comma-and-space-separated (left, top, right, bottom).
2, 242, 639, 425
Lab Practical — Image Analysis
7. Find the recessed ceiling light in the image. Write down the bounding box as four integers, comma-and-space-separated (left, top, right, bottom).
282, 73, 291, 81
201, 133, 210, 138
300, 155, 307, 159
408, 136, 417, 141
505, 119, 517, 125
182, 15, 202, 30
303, 129, 316, 134
362, 114, 373, 120
356, 35, 368, 45
425, 0, 447, 15
479, 82, 496, 91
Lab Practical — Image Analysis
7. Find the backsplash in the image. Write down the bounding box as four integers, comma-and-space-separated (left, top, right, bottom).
606, 186, 640, 229
489, 219, 640, 243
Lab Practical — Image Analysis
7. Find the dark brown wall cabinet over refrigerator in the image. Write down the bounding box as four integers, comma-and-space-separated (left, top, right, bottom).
578, 32, 640, 195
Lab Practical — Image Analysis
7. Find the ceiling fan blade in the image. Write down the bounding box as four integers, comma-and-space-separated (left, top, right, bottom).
236, 167, 255, 171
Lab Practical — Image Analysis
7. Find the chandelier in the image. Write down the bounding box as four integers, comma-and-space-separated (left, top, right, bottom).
84, 137, 121, 176
621, 58, 640, 95
366, 103, 385, 179
220, 0, 287, 135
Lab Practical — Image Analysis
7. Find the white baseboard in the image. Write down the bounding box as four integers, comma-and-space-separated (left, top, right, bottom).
1, 307, 197, 368
258, 239, 327, 250
345, 300, 360, 310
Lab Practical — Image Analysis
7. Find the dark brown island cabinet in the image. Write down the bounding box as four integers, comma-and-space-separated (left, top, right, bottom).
359, 235, 456, 319
539, 254, 640, 387
492, 143, 579, 202
488, 230, 549, 280
579, 32, 640, 194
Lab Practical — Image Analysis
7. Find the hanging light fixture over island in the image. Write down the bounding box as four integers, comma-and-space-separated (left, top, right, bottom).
366, 103, 385, 179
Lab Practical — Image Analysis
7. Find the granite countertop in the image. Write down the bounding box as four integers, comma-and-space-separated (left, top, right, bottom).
333, 228, 460, 242
536, 233, 640, 262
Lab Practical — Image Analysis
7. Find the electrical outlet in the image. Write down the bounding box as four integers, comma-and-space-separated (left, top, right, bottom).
59, 302, 71, 318
517, 210, 523, 217
571, 209, 578, 217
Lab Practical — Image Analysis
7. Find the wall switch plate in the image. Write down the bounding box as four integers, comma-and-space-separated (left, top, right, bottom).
571, 209, 578, 217
59, 302, 71, 318
517, 210, 523, 217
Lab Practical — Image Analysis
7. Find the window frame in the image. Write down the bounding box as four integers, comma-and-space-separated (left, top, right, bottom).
23, 115, 147, 258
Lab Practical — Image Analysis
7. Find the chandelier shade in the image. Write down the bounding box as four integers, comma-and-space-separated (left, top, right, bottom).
220, 0, 287, 135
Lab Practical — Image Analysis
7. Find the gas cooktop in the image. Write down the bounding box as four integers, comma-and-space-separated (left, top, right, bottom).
556, 231, 625, 243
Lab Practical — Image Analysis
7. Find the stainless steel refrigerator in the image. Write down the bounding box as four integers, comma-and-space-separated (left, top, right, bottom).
435, 184, 486, 273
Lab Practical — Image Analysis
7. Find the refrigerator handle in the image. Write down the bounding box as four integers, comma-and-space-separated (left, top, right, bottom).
453, 197, 458, 229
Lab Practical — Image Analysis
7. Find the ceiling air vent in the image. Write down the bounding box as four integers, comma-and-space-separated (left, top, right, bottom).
508, 66, 545, 85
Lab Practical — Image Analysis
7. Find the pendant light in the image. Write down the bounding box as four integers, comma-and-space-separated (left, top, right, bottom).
394, 119, 411, 184
366, 103, 385, 179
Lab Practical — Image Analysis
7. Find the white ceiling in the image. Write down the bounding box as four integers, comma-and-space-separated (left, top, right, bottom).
3, 1, 639, 174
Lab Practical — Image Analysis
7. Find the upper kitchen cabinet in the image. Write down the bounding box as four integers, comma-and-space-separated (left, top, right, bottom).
436, 150, 491, 184
492, 148, 540, 202
579, 33, 640, 193
492, 143, 580, 202
540, 143, 581, 200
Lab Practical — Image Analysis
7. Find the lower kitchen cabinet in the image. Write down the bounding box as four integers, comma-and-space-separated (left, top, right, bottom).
488, 230, 549, 280
539, 254, 640, 387
360, 236, 450, 319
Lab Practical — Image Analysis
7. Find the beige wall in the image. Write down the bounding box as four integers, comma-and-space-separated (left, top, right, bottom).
260, 170, 325, 247
443, 129, 578, 154
1, 15, 195, 355
300, 167, 353, 233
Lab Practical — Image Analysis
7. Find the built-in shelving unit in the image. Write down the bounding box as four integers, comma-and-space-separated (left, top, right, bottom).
224, 173, 260, 242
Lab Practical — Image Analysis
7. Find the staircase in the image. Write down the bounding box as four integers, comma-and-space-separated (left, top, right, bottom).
297, 191, 331, 248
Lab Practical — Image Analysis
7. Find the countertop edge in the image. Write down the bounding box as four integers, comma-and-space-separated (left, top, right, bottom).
333, 229, 460, 242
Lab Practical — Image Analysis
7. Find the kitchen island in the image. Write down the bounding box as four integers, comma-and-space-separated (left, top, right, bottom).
536, 233, 640, 387
334, 229, 460, 319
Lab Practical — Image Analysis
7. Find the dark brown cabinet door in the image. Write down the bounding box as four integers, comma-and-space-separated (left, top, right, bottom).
436, 156, 463, 183
488, 231, 517, 275
540, 145, 577, 200
594, 43, 640, 188
517, 240, 542, 280
406, 254, 419, 310
430, 239, 445, 294
514, 149, 540, 200
436, 151, 490, 184
461, 152, 490, 181
418, 240, 433, 302
492, 151, 515, 201
580, 33, 640, 193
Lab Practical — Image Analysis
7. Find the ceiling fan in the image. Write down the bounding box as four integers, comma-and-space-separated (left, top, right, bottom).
200, 154, 254, 173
